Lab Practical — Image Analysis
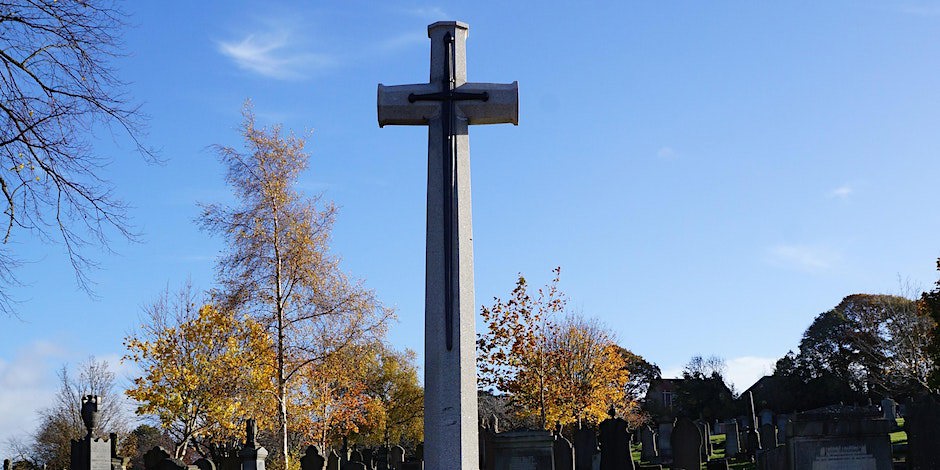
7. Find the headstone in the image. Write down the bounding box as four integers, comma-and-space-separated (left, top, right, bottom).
774, 414, 788, 447
375, 446, 389, 470
553, 434, 575, 470
361, 449, 373, 469
756, 446, 786, 470
639, 425, 657, 461
377, 21, 518, 470
388, 447, 404, 470
194, 459, 215, 470
787, 405, 892, 470
109, 433, 129, 470
881, 398, 897, 421
745, 426, 761, 460
670, 418, 701, 470
723, 421, 740, 458
348, 450, 363, 465
705, 459, 729, 470
907, 394, 940, 470
300, 446, 325, 470
238, 419, 268, 470
326, 451, 340, 470
655, 423, 672, 461
142, 447, 190, 470
758, 423, 776, 450
70, 396, 114, 470
758, 409, 773, 427
694, 421, 711, 458
492, 430, 554, 470
341, 463, 366, 470
598, 406, 633, 470
573, 424, 597, 470
480, 418, 497, 470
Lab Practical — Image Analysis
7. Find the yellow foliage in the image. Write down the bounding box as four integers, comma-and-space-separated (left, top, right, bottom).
123, 302, 275, 459
477, 269, 633, 428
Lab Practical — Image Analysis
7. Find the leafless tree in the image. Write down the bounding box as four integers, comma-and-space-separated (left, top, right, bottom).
0, 0, 153, 313
7, 357, 130, 469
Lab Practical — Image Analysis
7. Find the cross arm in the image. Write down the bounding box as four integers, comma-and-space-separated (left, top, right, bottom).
377, 83, 440, 127
457, 81, 518, 125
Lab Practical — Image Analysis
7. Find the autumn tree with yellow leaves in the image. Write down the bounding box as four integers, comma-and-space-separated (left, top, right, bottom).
199, 104, 392, 466
546, 315, 630, 426
123, 285, 274, 459
477, 268, 632, 428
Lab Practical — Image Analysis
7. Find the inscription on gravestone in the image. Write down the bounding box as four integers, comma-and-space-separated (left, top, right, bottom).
812, 445, 877, 470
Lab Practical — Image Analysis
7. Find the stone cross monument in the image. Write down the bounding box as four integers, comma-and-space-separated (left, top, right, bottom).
377, 20, 518, 470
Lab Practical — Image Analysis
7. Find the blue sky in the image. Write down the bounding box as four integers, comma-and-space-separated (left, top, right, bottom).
4, 0, 940, 450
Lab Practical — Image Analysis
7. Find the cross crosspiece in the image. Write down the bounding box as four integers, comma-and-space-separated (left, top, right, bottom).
377, 21, 517, 470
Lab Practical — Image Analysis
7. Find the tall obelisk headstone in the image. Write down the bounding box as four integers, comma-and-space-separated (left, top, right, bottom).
377, 21, 518, 470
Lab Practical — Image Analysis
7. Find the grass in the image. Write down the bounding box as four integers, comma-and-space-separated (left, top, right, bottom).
631, 432, 757, 470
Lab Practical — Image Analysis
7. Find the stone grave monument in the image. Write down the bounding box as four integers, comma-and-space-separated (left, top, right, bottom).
70, 396, 114, 470
671, 418, 702, 470
239, 419, 268, 470
377, 20, 518, 470
597, 406, 633, 470
492, 431, 554, 470
787, 405, 892, 470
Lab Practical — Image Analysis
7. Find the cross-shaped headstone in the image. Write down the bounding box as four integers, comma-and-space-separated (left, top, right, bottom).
377, 21, 518, 470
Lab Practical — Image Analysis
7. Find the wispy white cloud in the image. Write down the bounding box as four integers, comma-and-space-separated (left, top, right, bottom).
767, 244, 840, 271
405, 6, 449, 20
828, 184, 853, 200
657, 146, 676, 159
377, 31, 427, 52
0, 341, 64, 457
216, 28, 335, 80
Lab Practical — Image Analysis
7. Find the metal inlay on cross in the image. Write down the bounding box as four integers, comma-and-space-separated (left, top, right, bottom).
377, 21, 518, 470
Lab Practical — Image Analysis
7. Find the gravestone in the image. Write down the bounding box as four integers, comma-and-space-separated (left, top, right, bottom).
723, 421, 740, 458
70, 396, 115, 470
492, 431, 554, 470
787, 405, 892, 470
598, 406, 633, 470
881, 397, 897, 421
348, 450, 363, 465
300, 446, 325, 470
694, 421, 711, 458
374, 446, 389, 470
110, 433, 129, 470
774, 414, 788, 447
639, 425, 657, 461
341, 463, 366, 470
758, 423, 776, 450
758, 409, 773, 427
194, 459, 215, 470
238, 419, 267, 470
744, 426, 761, 461
387, 446, 403, 470
705, 460, 729, 470
655, 422, 672, 461
480, 418, 498, 470
209, 443, 241, 470
756, 446, 786, 470
573, 423, 597, 470
326, 451, 340, 470
553, 433, 574, 470
906, 393, 940, 470
670, 418, 701, 470
377, 20, 518, 470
